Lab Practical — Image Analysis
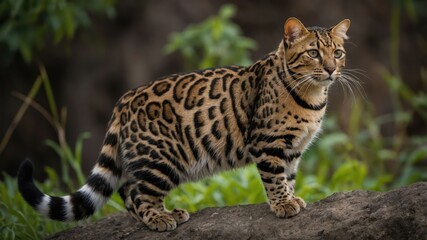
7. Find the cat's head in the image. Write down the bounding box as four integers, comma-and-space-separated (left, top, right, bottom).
283, 18, 350, 87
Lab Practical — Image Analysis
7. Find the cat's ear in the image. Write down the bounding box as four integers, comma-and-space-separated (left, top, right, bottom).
331, 19, 351, 40
284, 17, 309, 46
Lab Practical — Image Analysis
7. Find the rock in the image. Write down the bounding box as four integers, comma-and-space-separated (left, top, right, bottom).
48, 182, 427, 240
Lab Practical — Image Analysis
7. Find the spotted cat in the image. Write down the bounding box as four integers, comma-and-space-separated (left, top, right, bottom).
18, 17, 350, 231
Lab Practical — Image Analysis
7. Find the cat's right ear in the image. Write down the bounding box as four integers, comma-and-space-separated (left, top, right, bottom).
284, 17, 309, 47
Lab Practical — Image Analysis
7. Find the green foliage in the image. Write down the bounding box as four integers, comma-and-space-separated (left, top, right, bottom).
164, 4, 257, 70
0, 172, 124, 240
0, 0, 116, 63
0, 173, 79, 240
165, 165, 267, 212
2, 2, 427, 239
0, 68, 124, 239
297, 100, 427, 203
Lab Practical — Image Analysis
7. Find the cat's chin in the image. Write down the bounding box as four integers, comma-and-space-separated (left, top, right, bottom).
310, 77, 334, 87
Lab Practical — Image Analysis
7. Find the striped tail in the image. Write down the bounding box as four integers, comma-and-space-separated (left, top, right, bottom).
17, 113, 121, 221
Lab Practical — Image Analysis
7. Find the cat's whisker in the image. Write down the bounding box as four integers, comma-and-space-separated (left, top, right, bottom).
337, 74, 367, 101
341, 70, 365, 81
277, 71, 312, 92
341, 73, 365, 92
337, 77, 356, 101
283, 75, 313, 103
343, 69, 369, 80
343, 68, 367, 73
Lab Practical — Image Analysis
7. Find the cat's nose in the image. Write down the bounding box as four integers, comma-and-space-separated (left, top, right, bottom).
324, 66, 336, 75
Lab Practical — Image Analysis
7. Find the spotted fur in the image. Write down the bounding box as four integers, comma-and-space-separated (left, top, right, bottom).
18, 17, 350, 231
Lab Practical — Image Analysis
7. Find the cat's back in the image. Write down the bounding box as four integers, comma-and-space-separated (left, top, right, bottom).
116, 65, 248, 113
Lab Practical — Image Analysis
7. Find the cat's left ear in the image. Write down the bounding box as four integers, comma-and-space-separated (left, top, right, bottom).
331, 19, 351, 40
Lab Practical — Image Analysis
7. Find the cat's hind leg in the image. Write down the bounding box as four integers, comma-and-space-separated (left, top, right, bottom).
123, 145, 190, 230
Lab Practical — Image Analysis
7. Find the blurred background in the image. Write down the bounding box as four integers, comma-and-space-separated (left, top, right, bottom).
1, 0, 426, 239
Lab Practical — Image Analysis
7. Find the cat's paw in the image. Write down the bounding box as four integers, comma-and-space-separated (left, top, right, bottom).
136, 208, 177, 231
146, 212, 177, 231
170, 208, 190, 224
270, 196, 306, 218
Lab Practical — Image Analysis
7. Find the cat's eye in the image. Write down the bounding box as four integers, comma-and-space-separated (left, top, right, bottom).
334, 50, 344, 58
307, 50, 319, 58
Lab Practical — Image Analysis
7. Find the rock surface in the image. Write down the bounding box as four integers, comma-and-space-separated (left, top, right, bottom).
48, 182, 427, 240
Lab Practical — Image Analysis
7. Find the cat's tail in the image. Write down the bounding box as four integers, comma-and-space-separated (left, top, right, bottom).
17, 111, 122, 221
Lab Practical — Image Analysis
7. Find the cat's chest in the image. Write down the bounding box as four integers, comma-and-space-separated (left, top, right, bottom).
298, 120, 322, 146
255, 108, 325, 151
285, 118, 322, 150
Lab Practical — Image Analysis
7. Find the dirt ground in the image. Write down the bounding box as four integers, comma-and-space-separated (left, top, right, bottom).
48, 182, 427, 240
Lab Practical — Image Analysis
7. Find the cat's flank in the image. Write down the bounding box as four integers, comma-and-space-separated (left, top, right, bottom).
18, 17, 350, 231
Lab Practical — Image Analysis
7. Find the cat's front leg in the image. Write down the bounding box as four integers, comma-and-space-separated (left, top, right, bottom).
254, 153, 306, 218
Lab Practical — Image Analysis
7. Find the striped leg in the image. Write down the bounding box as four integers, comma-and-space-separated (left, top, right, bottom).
130, 182, 176, 231
118, 180, 138, 220
122, 149, 190, 230
255, 155, 306, 218
128, 181, 189, 231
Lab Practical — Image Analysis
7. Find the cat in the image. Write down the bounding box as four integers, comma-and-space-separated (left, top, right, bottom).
18, 17, 350, 231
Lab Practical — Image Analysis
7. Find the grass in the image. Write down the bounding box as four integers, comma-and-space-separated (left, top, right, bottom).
165, 165, 267, 212
0, 67, 124, 240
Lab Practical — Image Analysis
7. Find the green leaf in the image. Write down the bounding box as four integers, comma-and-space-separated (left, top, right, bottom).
74, 132, 91, 165
408, 147, 427, 164
1, 0, 117, 63
164, 3, 256, 70
331, 160, 367, 190
219, 4, 236, 19
19, 43, 32, 63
